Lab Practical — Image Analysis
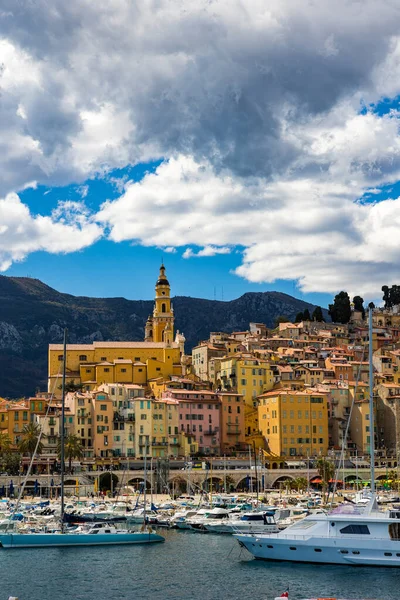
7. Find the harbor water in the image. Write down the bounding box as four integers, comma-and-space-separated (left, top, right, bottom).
2, 530, 400, 600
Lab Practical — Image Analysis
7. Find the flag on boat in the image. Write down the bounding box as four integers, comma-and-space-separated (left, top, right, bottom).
277, 589, 289, 598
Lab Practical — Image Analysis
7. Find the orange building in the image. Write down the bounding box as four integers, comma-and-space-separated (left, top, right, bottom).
219, 392, 246, 454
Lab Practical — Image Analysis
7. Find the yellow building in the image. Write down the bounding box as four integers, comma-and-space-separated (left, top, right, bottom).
258, 389, 329, 458
48, 265, 184, 393
217, 356, 275, 407
349, 399, 372, 455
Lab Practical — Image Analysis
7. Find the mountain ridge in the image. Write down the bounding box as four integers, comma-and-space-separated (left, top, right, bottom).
0, 275, 328, 398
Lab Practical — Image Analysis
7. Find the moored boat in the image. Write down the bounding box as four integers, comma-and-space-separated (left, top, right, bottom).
0, 522, 164, 548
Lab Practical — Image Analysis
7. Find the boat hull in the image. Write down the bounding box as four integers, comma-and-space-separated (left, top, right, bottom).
236, 534, 400, 567
0, 531, 165, 548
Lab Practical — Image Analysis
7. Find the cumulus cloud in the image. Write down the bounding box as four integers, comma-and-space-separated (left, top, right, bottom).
3, 1, 400, 293
183, 246, 231, 259
97, 152, 400, 297
0, 193, 102, 270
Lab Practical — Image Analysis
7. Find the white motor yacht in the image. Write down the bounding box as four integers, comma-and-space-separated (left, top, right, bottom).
205, 511, 279, 534
188, 507, 230, 531
236, 495, 400, 565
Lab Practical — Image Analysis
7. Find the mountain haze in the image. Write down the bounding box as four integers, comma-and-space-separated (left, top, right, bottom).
0, 276, 328, 398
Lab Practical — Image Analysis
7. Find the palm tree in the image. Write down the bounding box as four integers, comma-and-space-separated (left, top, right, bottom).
18, 422, 44, 457
290, 476, 308, 493
387, 469, 398, 491
0, 431, 11, 456
57, 434, 83, 473
316, 457, 335, 497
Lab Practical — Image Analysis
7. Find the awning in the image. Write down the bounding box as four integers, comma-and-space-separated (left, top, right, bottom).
329, 479, 343, 483
310, 477, 322, 483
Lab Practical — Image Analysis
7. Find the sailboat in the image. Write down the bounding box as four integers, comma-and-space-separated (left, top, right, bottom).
236, 306, 400, 566
0, 330, 164, 549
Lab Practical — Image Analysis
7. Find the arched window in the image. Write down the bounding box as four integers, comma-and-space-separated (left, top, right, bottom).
149, 330, 153, 338
79, 354, 87, 361
161, 303, 166, 313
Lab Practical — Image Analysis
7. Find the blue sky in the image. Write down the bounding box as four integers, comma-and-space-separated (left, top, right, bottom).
7, 165, 332, 306
2, 1, 400, 307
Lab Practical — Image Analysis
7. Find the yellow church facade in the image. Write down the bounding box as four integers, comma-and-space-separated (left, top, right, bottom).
48, 265, 185, 394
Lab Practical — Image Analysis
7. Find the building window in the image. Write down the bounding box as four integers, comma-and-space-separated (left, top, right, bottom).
161, 303, 166, 313
58, 355, 64, 361
100, 405, 107, 411
101, 357, 107, 361
121, 368, 127, 373
79, 355, 87, 361
104, 368, 110, 373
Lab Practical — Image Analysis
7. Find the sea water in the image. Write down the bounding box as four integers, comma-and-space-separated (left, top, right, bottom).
2, 530, 400, 600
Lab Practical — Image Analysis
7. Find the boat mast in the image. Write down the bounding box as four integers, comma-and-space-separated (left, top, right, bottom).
143, 440, 147, 528
253, 440, 259, 506
60, 328, 67, 533
368, 306, 375, 495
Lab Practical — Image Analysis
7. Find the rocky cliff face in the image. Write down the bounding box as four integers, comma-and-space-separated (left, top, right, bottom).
0, 276, 327, 398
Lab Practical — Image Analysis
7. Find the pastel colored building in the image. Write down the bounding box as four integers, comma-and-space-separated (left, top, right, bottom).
218, 392, 246, 454
258, 389, 329, 458
163, 389, 221, 455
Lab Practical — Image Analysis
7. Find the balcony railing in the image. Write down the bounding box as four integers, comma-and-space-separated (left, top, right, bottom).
226, 427, 240, 435
204, 429, 219, 436
151, 441, 168, 446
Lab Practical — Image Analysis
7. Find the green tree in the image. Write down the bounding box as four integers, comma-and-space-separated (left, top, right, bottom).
0, 432, 17, 475
57, 434, 83, 473
303, 309, 311, 321
0, 431, 11, 455
295, 312, 304, 323
274, 315, 290, 328
0, 452, 22, 475
353, 295, 365, 319
387, 470, 398, 491
290, 476, 308, 492
316, 457, 335, 496
328, 291, 351, 324
18, 422, 44, 457
312, 306, 324, 322
58, 380, 84, 393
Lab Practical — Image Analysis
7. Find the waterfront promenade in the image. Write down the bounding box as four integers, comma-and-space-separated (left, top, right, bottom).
0, 465, 392, 497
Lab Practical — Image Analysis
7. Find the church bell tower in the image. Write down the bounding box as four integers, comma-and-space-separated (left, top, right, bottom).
152, 264, 174, 343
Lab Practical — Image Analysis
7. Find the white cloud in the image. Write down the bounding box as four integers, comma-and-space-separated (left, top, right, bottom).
97, 152, 400, 297
76, 185, 88, 199
183, 246, 231, 259
3, 1, 400, 294
0, 193, 102, 270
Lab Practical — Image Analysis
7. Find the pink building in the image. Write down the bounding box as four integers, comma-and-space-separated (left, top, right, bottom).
162, 389, 221, 455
